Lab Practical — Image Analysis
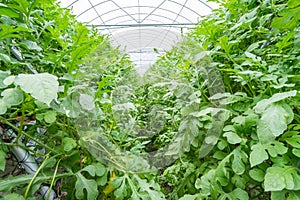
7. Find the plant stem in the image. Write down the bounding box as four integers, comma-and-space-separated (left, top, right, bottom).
24, 154, 50, 198
46, 158, 61, 200
16, 101, 26, 143
0, 142, 45, 156
2, 119, 59, 154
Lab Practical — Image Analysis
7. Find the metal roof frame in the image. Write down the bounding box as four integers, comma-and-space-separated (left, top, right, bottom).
58, 0, 217, 74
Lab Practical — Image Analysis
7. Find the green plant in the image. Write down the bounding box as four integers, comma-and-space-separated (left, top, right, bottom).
0, 0, 299, 199
0, 0, 128, 198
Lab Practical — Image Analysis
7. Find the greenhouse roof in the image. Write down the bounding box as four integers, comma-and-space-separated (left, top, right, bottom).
58, 0, 218, 74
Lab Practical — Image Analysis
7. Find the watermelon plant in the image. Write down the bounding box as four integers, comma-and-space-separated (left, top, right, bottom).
0, 0, 132, 199
0, 0, 299, 199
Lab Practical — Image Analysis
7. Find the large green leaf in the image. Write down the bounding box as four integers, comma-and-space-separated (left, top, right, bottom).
250, 141, 287, 167
223, 131, 242, 144
287, 191, 300, 200
0, 24, 29, 40
14, 73, 59, 106
264, 166, 300, 191
74, 163, 107, 199
0, 4, 20, 18
75, 173, 98, 200
230, 7, 258, 30
79, 93, 95, 111
0, 70, 10, 89
265, 141, 288, 157
231, 188, 249, 200
3, 75, 16, 86
249, 168, 265, 182
134, 174, 165, 200
0, 53, 13, 64
20, 40, 42, 51
257, 103, 294, 143
282, 131, 300, 148
271, 1, 300, 30
113, 178, 127, 199
254, 90, 297, 113
1, 88, 23, 106
288, 0, 300, 7
292, 149, 300, 158
43, 110, 57, 124
81, 163, 107, 177
271, 191, 286, 200
250, 143, 268, 167
63, 137, 77, 152
232, 148, 247, 175
0, 99, 7, 115
195, 170, 215, 196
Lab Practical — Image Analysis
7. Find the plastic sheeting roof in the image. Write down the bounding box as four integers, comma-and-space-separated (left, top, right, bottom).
58, 0, 218, 73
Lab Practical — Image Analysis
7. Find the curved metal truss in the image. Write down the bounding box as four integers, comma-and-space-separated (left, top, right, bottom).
59, 0, 218, 73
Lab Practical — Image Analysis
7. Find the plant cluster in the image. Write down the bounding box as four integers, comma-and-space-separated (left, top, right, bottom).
155, 0, 300, 199
0, 0, 299, 199
0, 0, 132, 199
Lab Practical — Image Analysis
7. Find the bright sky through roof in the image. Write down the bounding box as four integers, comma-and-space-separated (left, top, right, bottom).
58, 0, 218, 74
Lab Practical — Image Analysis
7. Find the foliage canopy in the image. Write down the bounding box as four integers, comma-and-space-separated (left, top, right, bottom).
0, 0, 299, 199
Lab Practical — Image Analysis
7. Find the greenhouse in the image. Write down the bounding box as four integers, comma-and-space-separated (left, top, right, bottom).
0, 0, 299, 199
